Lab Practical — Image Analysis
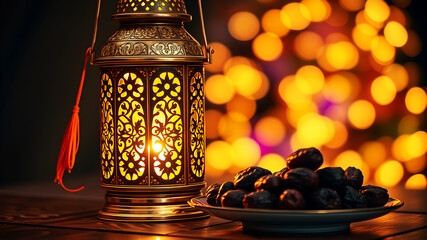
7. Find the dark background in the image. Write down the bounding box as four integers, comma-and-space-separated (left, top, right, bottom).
1, 0, 426, 187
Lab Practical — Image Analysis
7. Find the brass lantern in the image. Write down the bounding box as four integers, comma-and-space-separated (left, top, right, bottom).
95, 0, 212, 222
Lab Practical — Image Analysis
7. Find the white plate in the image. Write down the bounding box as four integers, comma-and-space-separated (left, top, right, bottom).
188, 196, 403, 234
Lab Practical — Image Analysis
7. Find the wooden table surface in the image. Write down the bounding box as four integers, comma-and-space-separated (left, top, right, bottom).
1, 179, 426, 240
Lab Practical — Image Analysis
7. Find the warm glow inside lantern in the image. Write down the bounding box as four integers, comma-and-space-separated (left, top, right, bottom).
95, 0, 212, 222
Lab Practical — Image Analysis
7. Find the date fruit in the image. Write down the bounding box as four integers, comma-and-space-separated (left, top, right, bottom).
309, 188, 342, 210
279, 189, 306, 210
273, 167, 289, 178
216, 181, 235, 206
206, 183, 220, 206
344, 167, 364, 190
243, 190, 274, 209
341, 186, 367, 209
234, 166, 271, 192
283, 167, 319, 191
360, 185, 389, 207
254, 174, 287, 196
316, 167, 346, 191
286, 147, 323, 170
221, 190, 247, 208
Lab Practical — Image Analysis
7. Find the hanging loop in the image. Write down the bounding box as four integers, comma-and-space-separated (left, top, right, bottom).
197, 0, 213, 64
89, 0, 102, 65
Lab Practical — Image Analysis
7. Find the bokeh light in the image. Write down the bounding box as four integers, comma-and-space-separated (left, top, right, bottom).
295, 65, 325, 95
352, 23, 378, 51
262, 9, 290, 37
371, 36, 395, 64
405, 174, 427, 190
226, 64, 262, 97
384, 21, 408, 47
206, 109, 223, 139
370, 76, 397, 105
294, 31, 324, 61
375, 160, 404, 187
325, 41, 359, 70
226, 95, 257, 120
232, 138, 261, 168
301, 0, 331, 22
348, 100, 376, 129
258, 154, 287, 173
297, 113, 334, 148
206, 141, 234, 171
252, 32, 283, 61
255, 116, 286, 147
382, 63, 409, 91
405, 87, 427, 114
280, 2, 311, 30
218, 112, 251, 142
339, 0, 365, 11
228, 11, 260, 41
205, 74, 234, 104
365, 0, 390, 23
359, 141, 387, 169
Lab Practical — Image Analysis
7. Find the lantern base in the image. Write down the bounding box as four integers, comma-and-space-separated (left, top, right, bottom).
98, 183, 209, 222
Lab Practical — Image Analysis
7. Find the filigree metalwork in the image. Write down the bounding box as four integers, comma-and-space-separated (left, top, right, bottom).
116, 0, 186, 14
150, 42, 184, 55
101, 42, 148, 57
189, 68, 205, 182
101, 73, 115, 183
117, 72, 147, 183
151, 69, 184, 183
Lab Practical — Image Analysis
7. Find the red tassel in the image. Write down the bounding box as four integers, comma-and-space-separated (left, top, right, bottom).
54, 47, 92, 192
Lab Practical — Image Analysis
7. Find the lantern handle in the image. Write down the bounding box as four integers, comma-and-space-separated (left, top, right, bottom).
197, 0, 213, 64
89, 0, 102, 65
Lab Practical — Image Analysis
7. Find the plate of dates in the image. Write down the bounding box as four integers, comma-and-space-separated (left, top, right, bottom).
189, 148, 404, 234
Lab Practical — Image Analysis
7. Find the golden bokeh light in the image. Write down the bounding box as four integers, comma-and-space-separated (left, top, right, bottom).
295, 65, 325, 95
258, 154, 287, 173
348, 100, 376, 129
294, 31, 324, 61
375, 160, 404, 187
371, 36, 395, 65
398, 115, 420, 135
218, 112, 252, 142
252, 71, 270, 100
325, 121, 348, 149
382, 63, 409, 92
370, 76, 397, 105
226, 95, 257, 120
286, 102, 318, 128
205, 74, 235, 105
406, 131, 427, 159
280, 2, 312, 30
278, 75, 313, 110
252, 32, 283, 61
325, 41, 359, 70
206, 109, 223, 139
262, 9, 290, 37
352, 23, 378, 51
323, 73, 353, 103
301, 0, 331, 22
255, 116, 286, 147
206, 141, 234, 171
232, 138, 261, 168
384, 21, 408, 47
339, 0, 365, 11
297, 113, 334, 148
324, 104, 348, 122
226, 64, 262, 97
392, 134, 410, 161
228, 11, 260, 41
405, 87, 427, 114
365, 0, 390, 23
223, 56, 255, 72
405, 155, 426, 174
205, 42, 232, 73
405, 174, 427, 190
359, 141, 387, 169
402, 30, 422, 57
356, 10, 384, 29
